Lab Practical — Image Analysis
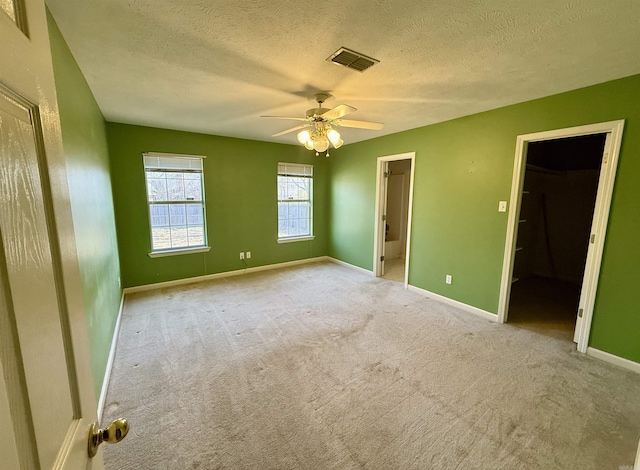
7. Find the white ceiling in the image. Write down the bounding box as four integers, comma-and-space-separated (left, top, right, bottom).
46, 0, 640, 146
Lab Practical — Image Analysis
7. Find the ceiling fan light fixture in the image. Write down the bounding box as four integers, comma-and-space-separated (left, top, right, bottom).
327, 129, 341, 145
263, 93, 383, 156
297, 130, 310, 144
313, 138, 329, 153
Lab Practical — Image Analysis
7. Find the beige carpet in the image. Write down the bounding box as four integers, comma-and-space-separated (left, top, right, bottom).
103, 261, 640, 469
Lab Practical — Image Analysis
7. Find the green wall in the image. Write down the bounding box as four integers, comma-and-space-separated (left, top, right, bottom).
330, 74, 640, 364
48, 13, 122, 397
107, 123, 329, 288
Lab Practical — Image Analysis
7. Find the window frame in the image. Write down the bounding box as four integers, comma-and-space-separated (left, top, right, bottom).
277, 162, 314, 243
143, 152, 210, 257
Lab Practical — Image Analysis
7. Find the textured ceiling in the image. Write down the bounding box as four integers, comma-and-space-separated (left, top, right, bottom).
46, 0, 640, 146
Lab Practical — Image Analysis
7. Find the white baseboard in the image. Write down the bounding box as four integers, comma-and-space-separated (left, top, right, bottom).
586, 347, 640, 375
327, 257, 374, 275
97, 291, 125, 419
123, 256, 331, 294
407, 284, 498, 323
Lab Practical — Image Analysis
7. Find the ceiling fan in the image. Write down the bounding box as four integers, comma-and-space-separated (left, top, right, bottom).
262, 93, 384, 156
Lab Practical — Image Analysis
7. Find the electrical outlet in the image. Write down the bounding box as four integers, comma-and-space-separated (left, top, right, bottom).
246, 252, 251, 259
446, 275, 452, 285
239, 252, 244, 260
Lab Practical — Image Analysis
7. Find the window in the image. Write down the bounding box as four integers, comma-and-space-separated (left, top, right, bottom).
277, 163, 313, 242
143, 153, 209, 256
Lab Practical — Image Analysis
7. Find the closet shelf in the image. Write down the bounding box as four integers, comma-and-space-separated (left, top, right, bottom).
511, 277, 520, 284
515, 247, 524, 252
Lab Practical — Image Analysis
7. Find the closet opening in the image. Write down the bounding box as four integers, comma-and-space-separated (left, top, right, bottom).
499, 121, 624, 352
508, 134, 606, 340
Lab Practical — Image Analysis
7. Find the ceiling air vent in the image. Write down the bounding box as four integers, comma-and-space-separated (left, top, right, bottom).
327, 47, 379, 72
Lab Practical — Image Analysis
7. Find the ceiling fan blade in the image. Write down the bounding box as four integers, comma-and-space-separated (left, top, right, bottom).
261, 116, 309, 121
336, 119, 384, 130
320, 104, 356, 120
272, 124, 308, 137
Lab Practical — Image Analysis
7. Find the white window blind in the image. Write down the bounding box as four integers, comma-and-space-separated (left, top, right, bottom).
278, 162, 313, 177
143, 153, 204, 171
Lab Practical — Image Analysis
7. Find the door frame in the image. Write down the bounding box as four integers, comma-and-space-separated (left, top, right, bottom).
497, 120, 625, 353
373, 152, 416, 287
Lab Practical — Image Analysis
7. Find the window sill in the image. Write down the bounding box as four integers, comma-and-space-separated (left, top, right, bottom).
148, 246, 211, 258
277, 236, 315, 244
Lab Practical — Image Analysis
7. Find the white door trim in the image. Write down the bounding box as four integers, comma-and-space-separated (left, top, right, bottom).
497, 120, 625, 354
373, 152, 416, 288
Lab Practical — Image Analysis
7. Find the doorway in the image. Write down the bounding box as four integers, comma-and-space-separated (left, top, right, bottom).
508, 134, 605, 340
498, 121, 624, 353
373, 152, 415, 286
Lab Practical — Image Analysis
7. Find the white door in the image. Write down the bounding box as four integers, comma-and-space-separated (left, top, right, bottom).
1, 1, 105, 468
386, 172, 407, 259
573, 132, 613, 343
379, 161, 390, 275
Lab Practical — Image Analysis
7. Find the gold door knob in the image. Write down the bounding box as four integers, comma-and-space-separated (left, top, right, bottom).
88, 418, 130, 458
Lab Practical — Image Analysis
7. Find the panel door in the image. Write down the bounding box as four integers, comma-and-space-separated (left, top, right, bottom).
0, 0, 103, 468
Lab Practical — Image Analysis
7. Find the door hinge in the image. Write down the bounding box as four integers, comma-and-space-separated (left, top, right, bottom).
603, 152, 609, 165
590, 234, 595, 244
382, 214, 387, 221
380, 256, 385, 262
383, 171, 389, 177
578, 308, 584, 318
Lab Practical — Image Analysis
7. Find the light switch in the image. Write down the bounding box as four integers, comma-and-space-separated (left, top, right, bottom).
498, 201, 507, 212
